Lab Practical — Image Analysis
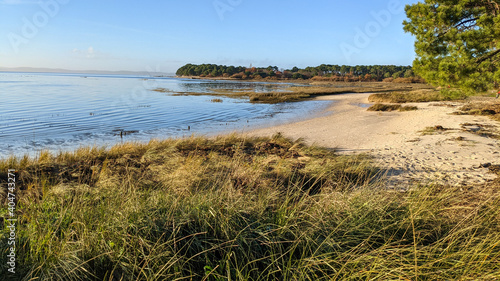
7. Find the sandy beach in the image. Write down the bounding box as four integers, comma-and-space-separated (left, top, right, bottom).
247, 93, 500, 188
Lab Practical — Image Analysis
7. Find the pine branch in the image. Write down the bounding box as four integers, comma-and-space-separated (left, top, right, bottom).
476, 49, 500, 64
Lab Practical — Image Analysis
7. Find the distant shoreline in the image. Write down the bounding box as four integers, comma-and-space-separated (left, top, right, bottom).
0, 67, 174, 77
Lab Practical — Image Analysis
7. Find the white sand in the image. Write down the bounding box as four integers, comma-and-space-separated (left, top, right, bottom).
245, 93, 500, 188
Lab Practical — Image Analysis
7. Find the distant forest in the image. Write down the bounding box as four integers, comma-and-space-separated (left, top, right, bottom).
176, 64, 423, 82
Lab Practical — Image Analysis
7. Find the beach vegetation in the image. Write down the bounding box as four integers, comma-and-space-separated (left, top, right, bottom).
367, 104, 418, 112
460, 122, 500, 139
368, 89, 471, 104
454, 100, 500, 121
420, 125, 452, 135
1, 134, 499, 280
154, 82, 434, 104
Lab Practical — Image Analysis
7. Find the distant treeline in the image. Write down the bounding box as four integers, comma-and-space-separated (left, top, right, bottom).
176, 64, 423, 82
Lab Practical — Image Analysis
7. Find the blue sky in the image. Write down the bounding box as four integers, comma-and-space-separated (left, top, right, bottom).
1, 0, 419, 73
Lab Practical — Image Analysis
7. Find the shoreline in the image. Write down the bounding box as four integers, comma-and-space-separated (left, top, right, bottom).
244, 93, 500, 187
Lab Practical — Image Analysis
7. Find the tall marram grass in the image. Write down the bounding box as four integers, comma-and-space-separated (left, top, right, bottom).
1, 134, 499, 280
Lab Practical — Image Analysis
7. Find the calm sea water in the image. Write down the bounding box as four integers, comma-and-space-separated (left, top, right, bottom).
0, 72, 331, 158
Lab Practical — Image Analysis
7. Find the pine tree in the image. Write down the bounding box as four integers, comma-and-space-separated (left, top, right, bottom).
403, 0, 500, 91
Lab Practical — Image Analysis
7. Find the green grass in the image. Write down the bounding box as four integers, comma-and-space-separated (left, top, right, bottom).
1, 134, 499, 280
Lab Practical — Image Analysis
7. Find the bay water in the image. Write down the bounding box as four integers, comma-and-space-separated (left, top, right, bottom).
0, 72, 331, 158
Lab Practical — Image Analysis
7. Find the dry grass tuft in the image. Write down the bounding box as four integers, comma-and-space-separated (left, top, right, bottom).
420, 125, 452, 135
368, 89, 456, 103
368, 103, 418, 112
454, 99, 500, 121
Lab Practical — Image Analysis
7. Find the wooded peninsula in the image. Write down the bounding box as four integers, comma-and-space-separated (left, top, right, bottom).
176, 63, 423, 83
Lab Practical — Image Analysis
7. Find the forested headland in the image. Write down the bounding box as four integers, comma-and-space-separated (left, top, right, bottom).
176, 63, 424, 83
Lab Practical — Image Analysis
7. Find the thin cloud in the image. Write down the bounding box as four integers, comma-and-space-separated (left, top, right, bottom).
72, 46, 116, 60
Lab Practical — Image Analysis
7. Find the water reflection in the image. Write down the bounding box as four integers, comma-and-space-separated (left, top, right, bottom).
0, 72, 331, 158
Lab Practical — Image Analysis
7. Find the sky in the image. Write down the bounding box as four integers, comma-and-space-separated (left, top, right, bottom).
0, 0, 420, 73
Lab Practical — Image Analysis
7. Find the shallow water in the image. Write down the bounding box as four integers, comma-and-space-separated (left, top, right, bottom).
0, 72, 332, 158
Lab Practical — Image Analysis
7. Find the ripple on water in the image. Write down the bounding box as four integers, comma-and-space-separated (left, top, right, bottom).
0, 73, 332, 158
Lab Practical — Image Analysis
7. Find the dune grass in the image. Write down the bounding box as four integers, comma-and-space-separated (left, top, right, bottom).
368, 89, 471, 104
454, 99, 500, 122
367, 104, 418, 112
1, 134, 499, 280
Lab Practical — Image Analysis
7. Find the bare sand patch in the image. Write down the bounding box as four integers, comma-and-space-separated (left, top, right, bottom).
244, 93, 500, 188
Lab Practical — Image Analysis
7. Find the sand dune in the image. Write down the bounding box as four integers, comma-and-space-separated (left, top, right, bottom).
246, 93, 500, 188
